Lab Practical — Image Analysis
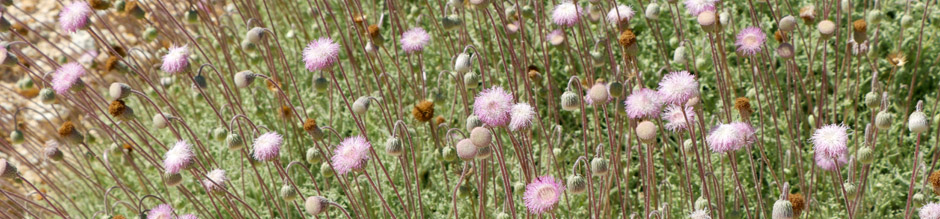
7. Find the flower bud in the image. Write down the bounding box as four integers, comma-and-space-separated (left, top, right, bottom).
719, 11, 730, 26
817, 20, 836, 39
567, 175, 588, 194
184, 10, 199, 23
280, 185, 298, 201
673, 45, 688, 63
864, 92, 880, 109
442, 14, 463, 31
464, 72, 480, 88
857, 147, 874, 164
454, 53, 472, 74
44, 145, 64, 161
246, 27, 267, 44
385, 137, 403, 157
475, 146, 493, 160
313, 76, 329, 92
456, 139, 477, 161
694, 196, 709, 210
901, 14, 914, 28
234, 71, 257, 88
143, 27, 158, 42
9, 130, 24, 144
607, 82, 624, 98
843, 182, 857, 199
39, 88, 56, 104
772, 199, 794, 219
225, 133, 245, 150
645, 3, 660, 20
777, 43, 795, 59
0, 159, 16, 179
591, 157, 609, 176
466, 115, 483, 132
352, 96, 371, 115
16, 77, 33, 90
193, 74, 208, 89
875, 111, 892, 129
152, 114, 172, 129
636, 121, 658, 143
867, 10, 883, 24
561, 91, 581, 111
779, 16, 797, 32
241, 40, 257, 52
470, 127, 492, 148
496, 212, 511, 219
442, 146, 457, 161
320, 162, 334, 177
165, 173, 183, 187
909, 111, 929, 134
305, 196, 331, 215
697, 11, 718, 32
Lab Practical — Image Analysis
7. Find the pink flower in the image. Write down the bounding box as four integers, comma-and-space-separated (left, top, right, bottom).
523, 175, 565, 214
473, 87, 514, 127
331, 135, 372, 175
509, 103, 535, 131
59, 2, 92, 33
551, 2, 582, 27
658, 71, 700, 105
401, 28, 430, 53
202, 169, 227, 193
163, 140, 194, 174
814, 151, 848, 171
606, 5, 635, 24
303, 37, 341, 71
735, 27, 766, 56
178, 214, 198, 219
812, 124, 849, 158
662, 105, 696, 131
706, 122, 755, 153
683, 0, 718, 16
546, 29, 566, 46
624, 88, 663, 119
161, 45, 191, 73
921, 202, 940, 219
51, 62, 87, 94
147, 204, 174, 219
252, 132, 283, 161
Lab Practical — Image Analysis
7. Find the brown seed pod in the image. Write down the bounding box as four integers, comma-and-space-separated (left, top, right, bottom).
852, 19, 867, 33
109, 100, 128, 117
734, 97, 752, 117
413, 100, 435, 122
930, 170, 940, 195
104, 56, 121, 72
58, 121, 76, 137
617, 29, 636, 47
774, 30, 784, 42
89, 0, 111, 10
303, 119, 318, 131
887, 52, 906, 66
367, 24, 380, 38
789, 193, 805, 217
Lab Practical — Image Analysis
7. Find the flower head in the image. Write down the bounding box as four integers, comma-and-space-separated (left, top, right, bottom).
546, 29, 566, 46
161, 45, 190, 73
303, 37, 341, 71
331, 136, 372, 175
607, 5, 635, 24
52, 62, 87, 94
707, 122, 755, 153
812, 124, 849, 158
59, 2, 92, 33
662, 104, 697, 131
523, 175, 565, 214
202, 169, 227, 193
814, 150, 848, 171
252, 132, 283, 161
163, 140, 194, 174
509, 103, 535, 131
658, 71, 700, 105
147, 204, 174, 219
178, 214, 198, 219
689, 209, 712, 219
400, 27, 430, 53
921, 202, 940, 219
552, 2, 582, 27
473, 87, 514, 127
683, 0, 718, 16
735, 27, 766, 56
625, 88, 663, 119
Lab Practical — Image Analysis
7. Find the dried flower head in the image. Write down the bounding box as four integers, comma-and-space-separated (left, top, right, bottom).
59, 2, 92, 33
413, 100, 435, 122
658, 71, 700, 105
163, 140, 194, 174
625, 88, 663, 119
52, 62, 87, 94
252, 132, 283, 161
683, 0, 717, 16
58, 121, 76, 136
887, 52, 906, 66
606, 5, 635, 24
812, 124, 849, 158
799, 5, 816, 22
929, 171, 940, 194
303, 37, 341, 71
400, 27, 430, 53
662, 105, 696, 131
473, 87, 514, 127
108, 100, 128, 117
147, 204, 174, 219
303, 119, 319, 132
853, 19, 867, 32
734, 97, 752, 116
789, 193, 805, 216
161, 45, 190, 73
331, 135, 372, 175
509, 103, 535, 131
735, 27, 765, 56
551, 2, 581, 27
617, 29, 637, 47
523, 175, 565, 214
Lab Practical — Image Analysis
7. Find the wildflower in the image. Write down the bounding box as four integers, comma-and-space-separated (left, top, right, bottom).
551, 2, 581, 27
58, 121, 84, 143
546, 29, 565, 46
400, 27, 430, 53
164, 140, 194, 174
817, 20, 836, 39
930, 170, 940, 194
331, 136, 372, 175
734, 97, 753, 117
772, 199, 794, 219
473, 87, 514, 127
561, 91, 581, 111
147, 204, 174, 219
735, 27, 765, 56
606, 5, 635, 24
161, 45, 190, 73
509, 103, 535, 131
662, 105, 696, 131
689, 210, 711, 219
799, 5, 816, 22
852, 19, 867, 33
178, 215, 198, 219
814, 151, 848, 171
777, 43, 795, 59
683, 0, 717, 16
202, 169, 227, 193
523, 175, 566, 214
252, 132, 283, 161
921, 202, 940, 219
59, 2, 92, 33
52, 62, 87, 94
625, 88, 663, 119
591, 157, 609, 176
303, 37, 341, 71
658, 71, 700, 105
706, 122, 755, 153
413, 100, 435, 122
384, 137, 403, 156
812, 124, 849, 158
697, 11, 718, 32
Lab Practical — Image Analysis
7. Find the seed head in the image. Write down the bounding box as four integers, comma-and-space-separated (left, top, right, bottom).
734, 97, 752, 117
817, 20, 836, 39
852, 19, 867, 33
617, 29, 637, 47
413, 100, 435, 122
799, 5, 816, 22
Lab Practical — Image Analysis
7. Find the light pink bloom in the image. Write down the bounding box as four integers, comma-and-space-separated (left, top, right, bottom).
735, 27, 766, 56
814, 151, 848, 171
473, 87, 514, 127
332, 135, 372, 175
400, 27, 430, 53
147, 204, 174, 219
509, 103, 535, 131
606, 5, 635, 24
707, 122, 755, 153
252, 132, 283, 161
178, 214, 198, 219
303, 37, 341, 71
161, 45, 191, 73
51, 62, 87, 94
552, 2, 582, 27
658, 71, 700, 105
163, 140, 194, 174
812, 124, 849, 158
662, 105, 696, 131
683, 0, 718, 16
59, 2, 92, 33
523, 175, 565, 214
202, 169, 227, 193
624, 88, 663, 119
921, 202, 940, 219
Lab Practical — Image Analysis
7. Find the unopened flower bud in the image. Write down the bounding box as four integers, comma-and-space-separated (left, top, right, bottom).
475, 146, 493, 160
645, 3, 660, 20
464, 72, 480, 88
165, 173, 183, 187
280, 184, 298, 201
304, 196, 331, 215
234, 71, 257, 88
454, 53, 472, 74
246, 27, 267, 44
561, 91, 581, 111
470, 127, 492, 148
857, 147, 874, 164
9, 130, 24, 144
152, 114, 172, 129
385, 137, 403, 156
0, 159, 16, 179
591, 157, 609, 176
319, 162, 334, 177
442, 146, 457, 161
779, 16, 797, 32
466, 115, 483, 132
636, 121, 658, 143
777, 43, 795, 59
772, 199, 794, 219
673, 45, 688, 63
352, 96, 371, 114
313, 76, 329, 92
456, 139, 477, 161
875, 111, 892, 129
39, 88, 56, 104
567, 175, 588, 194
225, 133, 245, 150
